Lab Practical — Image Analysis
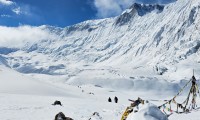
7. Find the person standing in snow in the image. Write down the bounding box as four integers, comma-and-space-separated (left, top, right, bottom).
108, 97, 112, 102
114, 96, 118, 103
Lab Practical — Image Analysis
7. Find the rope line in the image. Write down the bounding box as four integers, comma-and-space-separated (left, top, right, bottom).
158, 79, 192, 108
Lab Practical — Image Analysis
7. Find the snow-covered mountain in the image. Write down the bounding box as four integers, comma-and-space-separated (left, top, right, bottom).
1, 1, 200, 120
1, 0, 200, 82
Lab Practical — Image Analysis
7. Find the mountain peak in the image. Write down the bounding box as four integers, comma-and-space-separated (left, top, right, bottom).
1, 0, 200, 76
130, 3, 164, 16
115, 3, 164, 25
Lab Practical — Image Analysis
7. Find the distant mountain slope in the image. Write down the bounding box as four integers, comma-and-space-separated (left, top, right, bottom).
1, 0, 200, 79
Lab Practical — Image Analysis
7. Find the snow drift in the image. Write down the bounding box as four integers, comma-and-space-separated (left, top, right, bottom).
127, 103, 168, 120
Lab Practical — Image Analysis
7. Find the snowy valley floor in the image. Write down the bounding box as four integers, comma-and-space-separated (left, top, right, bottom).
1, 66, 200, 120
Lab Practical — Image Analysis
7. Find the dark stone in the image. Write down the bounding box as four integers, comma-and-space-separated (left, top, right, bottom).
55, 112, 73, 120
52, 100, 62, 106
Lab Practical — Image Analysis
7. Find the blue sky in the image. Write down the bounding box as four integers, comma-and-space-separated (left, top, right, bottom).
0, 0, 175, 27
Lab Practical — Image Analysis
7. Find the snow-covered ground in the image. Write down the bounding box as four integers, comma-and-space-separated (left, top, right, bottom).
1, 0, 200, 119
1, 65, 200, 120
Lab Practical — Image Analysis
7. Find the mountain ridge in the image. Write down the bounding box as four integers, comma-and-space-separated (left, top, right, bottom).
0, 0, 200, 80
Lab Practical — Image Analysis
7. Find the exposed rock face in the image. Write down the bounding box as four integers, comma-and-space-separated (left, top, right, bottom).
116, 3, 164, 25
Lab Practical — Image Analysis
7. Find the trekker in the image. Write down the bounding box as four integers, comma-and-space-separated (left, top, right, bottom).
108, 97, 112, 102
114, 96, 118, 103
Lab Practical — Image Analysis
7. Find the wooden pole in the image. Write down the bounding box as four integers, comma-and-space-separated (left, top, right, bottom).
193, 69, 194, 76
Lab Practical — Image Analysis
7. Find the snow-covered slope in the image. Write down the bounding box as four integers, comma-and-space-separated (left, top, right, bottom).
1, 1, 200, 119
0, 65, 125, 120
127, 103, 168, 120
1, 0, 200, 84
0, 65, 200, 120
0, 66, 74, 96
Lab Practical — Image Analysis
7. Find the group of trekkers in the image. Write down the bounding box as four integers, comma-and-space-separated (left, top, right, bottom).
108, 96, 118, 103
